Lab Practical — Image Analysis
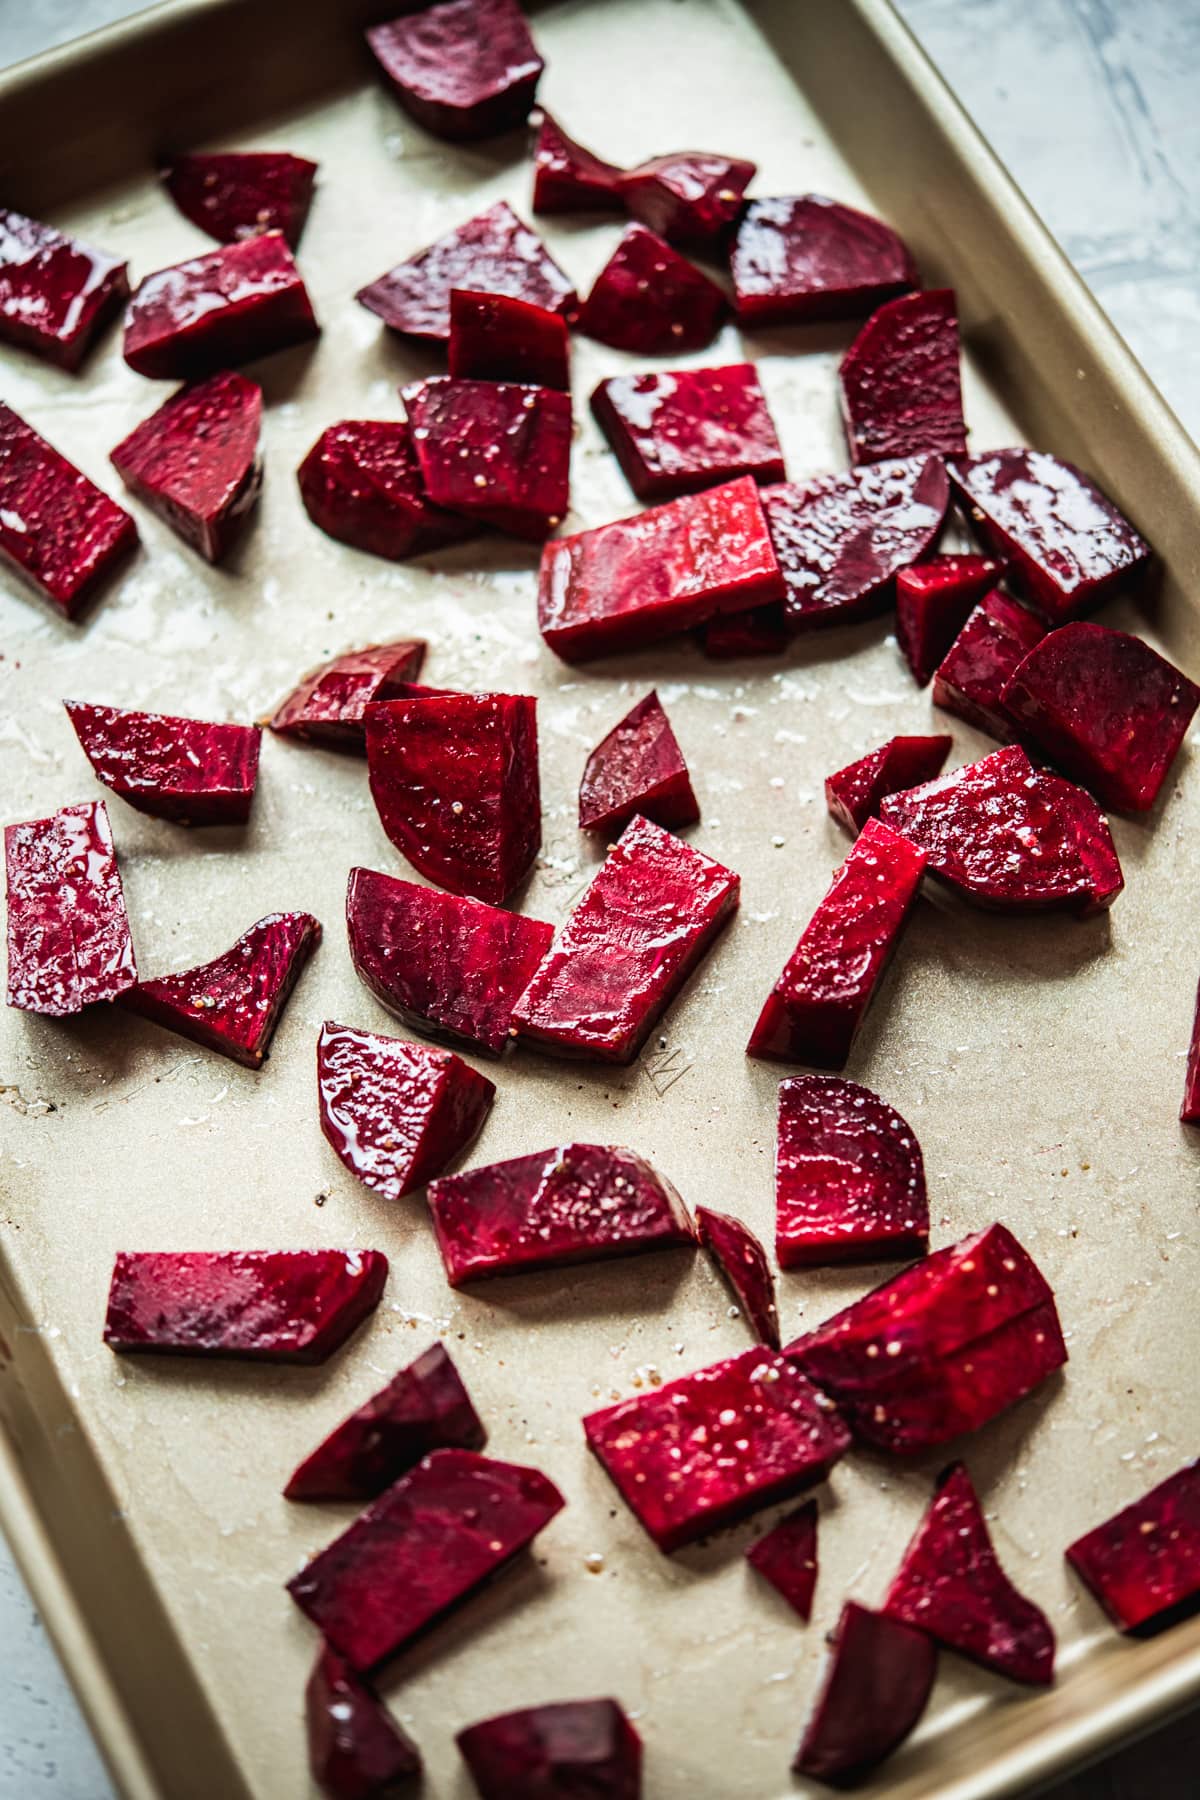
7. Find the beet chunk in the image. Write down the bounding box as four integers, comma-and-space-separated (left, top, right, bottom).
1066, 1460, 1200, 1633
895, 554, 1007, 686
269, 640, 426, 751
731, 195, 917, 326
591, 363, 785, 503
109, 371, 262, 563
458, 1699, 641, 1800
531, 110, 624, 214
619, 151, 755, 251
286, 1448, 565, 1670
403, 376, 570, 541
885, 1462, 1056, 1684
357, 202, 575, 343
578, 691, 698, 835
0, 206, 128, 370
364, 692, 540, 904
932, 588, 1047, 739
104, 1248, 386, 1363
0, 402, 137, 619
747, 818, 926, 1069
825, 735, 952, 835
1002, 621, 1200, 813
346, 866, 552, 1055
763, 457, 949, 631
538, 476, 785, 662
298, 419, 478, 562
695, 1205, 779, 1348
65, 701, 260, 826
1184, 986, 1200, 1124
776, 1076, 929, 1268
794, 1602, 936, 1783
286, 1340, 485, 1502
579, 227, 727, 355
366, 0, 543, 141
512, 815, 739, 1063
448, 288, 569, 388
699, 603, 787, 660
840, 290, 967, 466
307, 1646, 420, 1797
745, 1499, 818, 1619
5, 800, 136, 1015
123, 232, 318, 378
162, 151, 316, 248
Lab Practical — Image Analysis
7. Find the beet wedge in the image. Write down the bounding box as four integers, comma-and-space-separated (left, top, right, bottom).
747, 818, 926, 1069
0, 205, 128, 370
531, 110, 624, 214
269, 640, 426, 751
840, 289, 967, 466
285, 1341, 485, 1502
104, 1248, 387, 1363
286, 1448, 565, 1671
695, 1205, 780, 1349
794, 1602, 936, 1784
364, 692, 540, 905
109, 371, 262, 563
1066, 1460, 1200, 1633
298, 419, 478, 562
731, 195, 917, 326
884, 1462, 1056, 1684
584, 1346, 850, 1552
591, 363, 785, 504
932, 588, 1046, 740
123, 232, 318, 378
120, 911, 319, 1068
825, 734, 952, 835
366, 0, 543, 141
579, 225, 727, 354
307, 1646, 421, 1797
578, 691, 698, 835
65, 701, 260, 826
6, 800, 136, 1015
745, 1499, 818, 1620
619, 150, 756, 251
458, 1700, 642, 1800
775, 1076, 929, 1268
895, 553, 1007, 686
448, 288, 569, 389
512, 815, 739, 1064
0, 402, 137, 619
162, 151, 317, 248
403, 376, 570, 541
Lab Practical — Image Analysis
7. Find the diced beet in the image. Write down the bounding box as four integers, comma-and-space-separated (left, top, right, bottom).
286, 1448, 565, 1670
745, 1499, 818, 1619
578, 691, 699, 835
162, 151, 317, 249
775, 1076, 929, 1269
307, 1645, 420, 1797
1184, 984, 1200, 1124
428, 1143, 694, 1286
512, 815, 739, 1063
364, 692, 540, 904
366, 0, 543, 141
949, 450, 1151, 623
298, 419, 478, 562
698, 603, 787, 660
346, 865, 553, 1056
839, 289, 967, 466
932, 589, 1047, 740
531, 110, 624, 214
120, 911, 319, 1067
104, 1248, 387, 1363
448, 288, 569, 388
356, 202, 575, 343
402, 376, 570, 542
458, 1700, 641, 1800
591, 363, 785, 503
285, 1340, 485, 1502
619, 151, 756, 251
895, 554, 1007, 686
763, 457, 949, 631
0, 206, 128, 371
1066, 1460, 1200, 1633
884, 1462, 1055, 1684
5, 800, 136, 1016
695, 1205, 779, 1349
1001, 621, 1200, 813
579, 227, 727, 355
0, 402, 137, 619
793, 1602, 936, 1784
878, 744, 1123, 915
109, 371, 262, 563
64, 700, 260, 826
825, 735, 952, 835
538, 476, 785, 663
747, 818, 926, 1069
731, 195, 917, 327
269, 640, 426, 751
123, 231, 318, 378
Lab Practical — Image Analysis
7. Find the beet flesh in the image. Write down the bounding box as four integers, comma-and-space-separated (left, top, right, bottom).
123, 231, 318, 378
5, 800, 137, 1015
579, 226, 727, 354
695, 1205, 780, 1348
109, 371, 262, 563
0, 205, 128, 370
511, 814, 740, 1063
0, 402, 137, 618
699, 603, 787, 660
1183, 984, 1200, 1124
745, 1499, 818, 1619
162, 151, 317, 248
269, 640, 426, 750
448, 288, 569, 388
840, 289, 967, 465
457, 1699, 642, 1800
578, 691, 698, 835
65, 700, 260, 825
403, 376, 571, 541
306, 1645, 421, 1797
366, 0, 543, 141
619, 151, 756, 250
932, 588, 1047, 740
825, 734, 952, 835
298, 419, 478, 561
590, 363, 785, 503
1066, 1460, 1200, 1633
731, 195, 917, 326
895, 553, 1006, 686
775, 1075, 929, 1268
531, 110, 624, 213
793, 1602, 936, 1783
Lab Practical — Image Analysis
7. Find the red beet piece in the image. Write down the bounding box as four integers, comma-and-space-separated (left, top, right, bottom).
366, 0, 543, 141
538, 476, 785, 663
109, 371, 262, 563
578, 691, 698, 835
793, 1602, 936, 1784
357, 202, 575, 343
0, 402, 137, 619
307, 1646, 420, 1798
0, 206, 128, 371
776, 1076, 929, 1269
579, 226, 727, 355
591, 363, 785, 504
364, 692, 540, 904
1184, 983, 1200, 1124
64, 700, 260, 826
449, 288, 569, 389
5, 800, 136, 1016
458, 1700, 641, 1800
124, 232, 317, 379
949, 450, 1151, 622
895, 554, 1007, 686
104, 1248, 387, 1363
584, 1346, 849, 1553
699, 603, 787, 660
747, 818, 926, 1069
731, 195, 917, 327
286, 1341, 485, 1502
1002, 621, 1200, 813
403, 376, 570, 541
878, 744, 1123, 915
531, 110, 624, 214
1066, 1460, 1200, 1633
695, 1205, 779, 1349
162, 151, 317, 249
786, 1221, 1067, 1453
286, 1449, 565, 1670
745, 1499, 818, 1619
825, 735, 952, 835
346, 865, 553, 1056
840, 289, 967, 466
619, 150, 756, 251
269, 640, 426, 751
763, 457, 950, 631
932, 588, 1047, 740
298, 419, 477, 562
120, 911, 319, 1067
884, 1462, 1055, 1684
512, 814, 739, 1063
